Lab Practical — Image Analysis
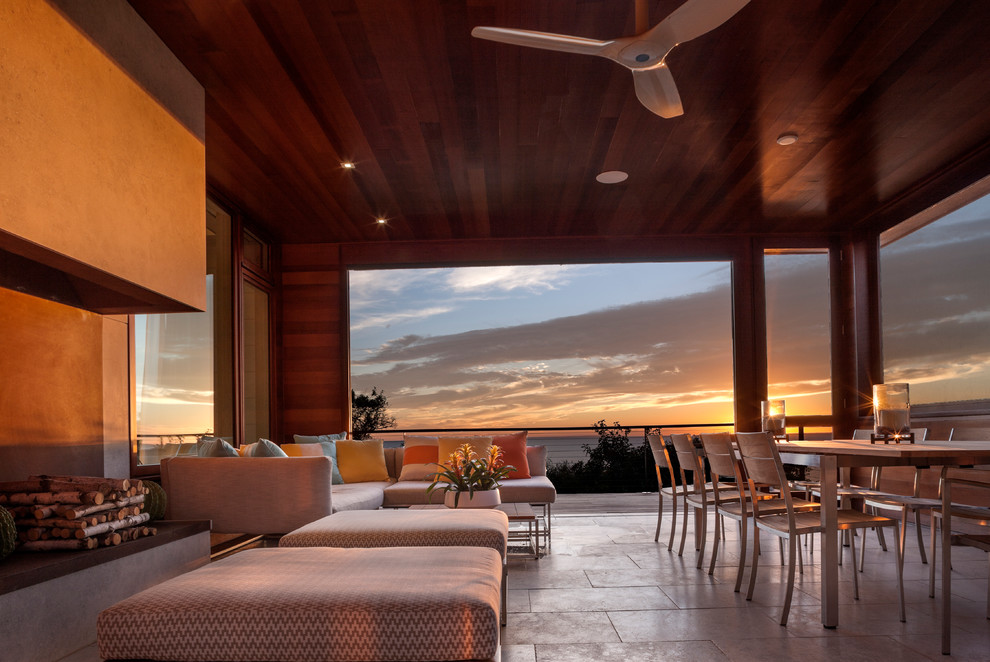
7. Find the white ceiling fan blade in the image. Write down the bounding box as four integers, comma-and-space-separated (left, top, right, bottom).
656, 0, 750, 45
633, 66, 683, 118
471, 26, 611, 57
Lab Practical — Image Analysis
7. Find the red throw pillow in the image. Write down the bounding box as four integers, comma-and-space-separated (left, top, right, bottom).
493, 431, 531, 479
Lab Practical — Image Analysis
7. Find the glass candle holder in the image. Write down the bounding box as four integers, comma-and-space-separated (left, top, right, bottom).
873, 383, 911, 438
761, 399, 786, 436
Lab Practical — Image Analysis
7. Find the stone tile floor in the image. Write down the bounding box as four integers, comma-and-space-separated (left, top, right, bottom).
58, 507, 989, 661
500, 511, 990, 662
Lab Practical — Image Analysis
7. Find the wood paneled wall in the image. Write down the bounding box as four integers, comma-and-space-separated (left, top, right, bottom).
279, 245, 350, 440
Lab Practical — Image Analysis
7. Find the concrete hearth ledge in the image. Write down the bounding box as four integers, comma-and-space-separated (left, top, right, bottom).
0, 520, 210, 662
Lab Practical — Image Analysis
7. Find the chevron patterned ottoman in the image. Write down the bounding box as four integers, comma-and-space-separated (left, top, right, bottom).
98, 546, 502, 662
278, 509, 510, 556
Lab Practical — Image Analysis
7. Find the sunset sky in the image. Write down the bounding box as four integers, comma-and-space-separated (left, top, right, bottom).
351, 198, 990, 431
134, 195, 990, 438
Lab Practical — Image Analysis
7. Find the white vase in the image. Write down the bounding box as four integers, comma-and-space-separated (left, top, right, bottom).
444, 488, 501, 508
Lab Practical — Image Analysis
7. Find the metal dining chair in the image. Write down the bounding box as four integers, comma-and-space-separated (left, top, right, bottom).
938, 467, 990, 655
647, 432, 680, 549
669, 433, 739, 566
735, 430, 905, 626
699, 432, 818, 591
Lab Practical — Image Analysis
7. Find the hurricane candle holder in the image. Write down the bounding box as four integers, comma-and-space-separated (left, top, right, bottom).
761, 399, 786, 439
872, 383, 913, 444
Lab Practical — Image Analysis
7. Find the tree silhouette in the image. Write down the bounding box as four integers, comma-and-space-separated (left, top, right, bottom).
351, 387, 396, 439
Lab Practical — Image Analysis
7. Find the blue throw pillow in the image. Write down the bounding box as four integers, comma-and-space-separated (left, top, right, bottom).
197, 437, 239, 457
293, 433, 346, 484
245, 438, 288, 457
319, 439, 345, 485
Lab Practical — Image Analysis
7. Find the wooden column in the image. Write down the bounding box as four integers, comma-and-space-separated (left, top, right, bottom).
279, 244, 351, 440
830, 232, 882, 437
731, 238, 767, 432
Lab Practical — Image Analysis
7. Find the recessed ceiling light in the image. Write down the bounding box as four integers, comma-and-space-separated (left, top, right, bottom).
341, 162, 355, 169
376, 218, 387, 225
776, 133, 798, 146
596, 170, 628, 184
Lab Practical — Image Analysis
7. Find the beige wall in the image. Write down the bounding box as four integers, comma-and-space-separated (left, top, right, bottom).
0, 289, 131, 481
0, 1, 207, 480
0, 0, 205, 313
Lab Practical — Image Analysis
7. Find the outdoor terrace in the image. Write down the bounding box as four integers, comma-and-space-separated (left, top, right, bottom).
55, 493, 989, 662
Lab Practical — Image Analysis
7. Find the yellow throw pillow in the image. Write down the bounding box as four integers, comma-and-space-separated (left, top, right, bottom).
335, 438, 389, 483
398, 435, 439, 482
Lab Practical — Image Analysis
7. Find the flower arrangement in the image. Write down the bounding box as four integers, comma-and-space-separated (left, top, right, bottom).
427, 443, 516, 507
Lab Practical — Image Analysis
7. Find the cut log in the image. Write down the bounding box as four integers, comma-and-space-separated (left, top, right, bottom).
2, 491, 95, 506
0, 479, 46, 493
30, 475, 131, 491
31, 506, 57, 519
21, 538, 98, 551
57, 501, 118, 520
76, 512, 151, 539
15, 517, 91, 529
100, 532, 122, 547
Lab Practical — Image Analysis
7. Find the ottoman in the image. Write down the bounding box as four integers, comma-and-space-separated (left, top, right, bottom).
278, 509, 510, 556
279, 509, 510, 624
98, 546, 502, 662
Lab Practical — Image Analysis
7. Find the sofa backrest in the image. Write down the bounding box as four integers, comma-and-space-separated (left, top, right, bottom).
526, 445, 548, 476
383, 445, 548, 478
161, 456, 334, 535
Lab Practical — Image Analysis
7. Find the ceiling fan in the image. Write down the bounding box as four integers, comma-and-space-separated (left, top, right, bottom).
471, 0, 750, 118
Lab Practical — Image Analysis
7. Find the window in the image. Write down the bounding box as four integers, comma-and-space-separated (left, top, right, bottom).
133, 200, 233, 466
764, 251, 832, 417
881, 194, 990, 404
349, 262, 734, 430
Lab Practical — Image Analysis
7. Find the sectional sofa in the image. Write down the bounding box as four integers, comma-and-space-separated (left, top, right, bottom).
161, 445, 556, 535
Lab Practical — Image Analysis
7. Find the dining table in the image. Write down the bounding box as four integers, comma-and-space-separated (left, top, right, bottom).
776, 438, 990, 628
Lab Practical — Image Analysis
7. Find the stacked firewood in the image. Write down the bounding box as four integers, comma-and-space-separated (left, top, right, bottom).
0, 475, 157, 551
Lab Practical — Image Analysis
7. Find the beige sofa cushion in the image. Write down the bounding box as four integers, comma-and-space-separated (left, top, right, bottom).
97, 547, 501, 662
280, 509, 510, 556
382, 480, 445, 507
497, 476, 557, 504
330, 481, 390, 512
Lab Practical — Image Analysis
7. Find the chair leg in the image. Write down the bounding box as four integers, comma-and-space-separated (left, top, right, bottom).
733, 516, 748, 592
894, 522, 905, 622
678, 499, 689, 556
859, 521, 868, 572
930, 515, 938, 598
708, 513, 721, 576
915, 509, 927, 564
654, 491, 663, 543
780, 534, 797, 626
667, 492, 678, 551
747, 526, 760, 601
696, 506, 708, 568
849, 527, 860, 600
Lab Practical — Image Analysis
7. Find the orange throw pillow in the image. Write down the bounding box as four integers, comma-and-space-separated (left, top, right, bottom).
493, 431, 531, 479
399, 434, 439, 481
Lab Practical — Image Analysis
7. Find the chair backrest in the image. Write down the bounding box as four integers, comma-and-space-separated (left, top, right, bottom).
948, 427, 990, 441
647, 433, 677, 488
669, 433, 704, 490
698, 432, 737, 482
734, 431, 786, 490
852, 429, 872, 440
647, 433, 671, 468
699, 432, 745, 505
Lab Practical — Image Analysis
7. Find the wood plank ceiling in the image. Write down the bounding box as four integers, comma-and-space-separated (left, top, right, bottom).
127, 0, 990, 245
